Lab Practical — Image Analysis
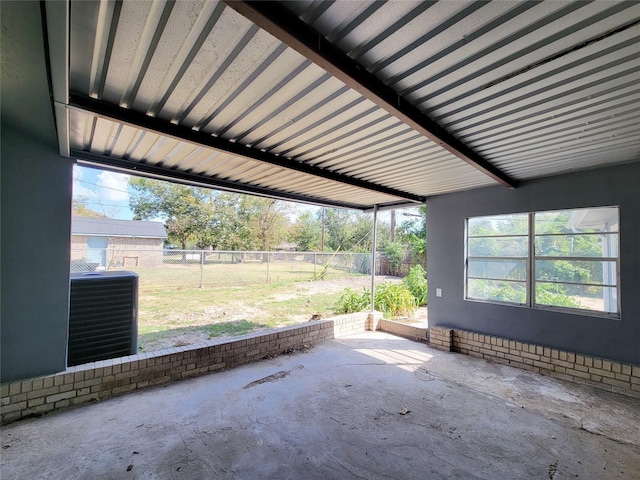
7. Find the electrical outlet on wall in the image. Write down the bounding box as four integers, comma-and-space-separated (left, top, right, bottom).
436, 288, 442, 297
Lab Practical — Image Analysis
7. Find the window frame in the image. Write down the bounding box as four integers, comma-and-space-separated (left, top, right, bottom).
465, 213, 530, 307
464, 207, 620, 319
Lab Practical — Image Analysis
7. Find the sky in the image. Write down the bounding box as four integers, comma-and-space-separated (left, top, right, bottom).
72, 165, 321, 221
73, 165, 134, 219
72, 164, 415, 223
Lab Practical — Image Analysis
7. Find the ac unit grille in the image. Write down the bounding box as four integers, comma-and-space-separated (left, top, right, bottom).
68, 272, 138, 366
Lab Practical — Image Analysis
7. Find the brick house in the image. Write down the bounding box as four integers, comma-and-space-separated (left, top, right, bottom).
71, 217, 167, 270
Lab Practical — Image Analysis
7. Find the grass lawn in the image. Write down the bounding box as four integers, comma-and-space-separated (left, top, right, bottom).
112, 262, 370, 352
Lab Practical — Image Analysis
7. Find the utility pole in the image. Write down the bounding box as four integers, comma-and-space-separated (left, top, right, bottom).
390, 209, 396, 243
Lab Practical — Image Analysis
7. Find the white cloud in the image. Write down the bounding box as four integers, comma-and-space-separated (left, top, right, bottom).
72, 165, 96, 199
96, 171, 131, 202
72, 166, 135, 219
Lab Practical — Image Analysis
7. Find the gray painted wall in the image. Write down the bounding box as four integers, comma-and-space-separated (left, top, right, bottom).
427, 162, 640, 365
1, 1, 73, 382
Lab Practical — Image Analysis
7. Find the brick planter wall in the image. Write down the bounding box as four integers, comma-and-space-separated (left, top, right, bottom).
429, 326, 453, 352
428, 326, 640, 398
378, 319, 428, 343
1, 312, 381, 425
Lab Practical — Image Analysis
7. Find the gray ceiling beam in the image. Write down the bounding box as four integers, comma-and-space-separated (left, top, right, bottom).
44, 0, 70, 158
224, 0, 518, 189
68, 93, 425, 204
71, 150, 367, 211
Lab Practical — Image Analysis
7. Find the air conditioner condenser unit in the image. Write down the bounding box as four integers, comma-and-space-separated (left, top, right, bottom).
68, 271, 138, 366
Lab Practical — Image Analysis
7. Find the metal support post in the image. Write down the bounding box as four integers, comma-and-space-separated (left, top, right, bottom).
370, 205, 378, 312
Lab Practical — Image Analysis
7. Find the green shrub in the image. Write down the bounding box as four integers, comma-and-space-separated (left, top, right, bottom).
383, 241, 405, 275
403, 265, 428, 305
335, 287, 371, 314
335, 282, 418, 318
374, 282, 417, 318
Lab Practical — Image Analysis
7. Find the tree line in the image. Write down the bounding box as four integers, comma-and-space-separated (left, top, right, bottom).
126, 178, 425, 255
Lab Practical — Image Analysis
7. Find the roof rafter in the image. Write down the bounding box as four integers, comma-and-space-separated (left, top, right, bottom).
67, 94, 425, 204
72, 150, 367, 211
224, 0, 517, 189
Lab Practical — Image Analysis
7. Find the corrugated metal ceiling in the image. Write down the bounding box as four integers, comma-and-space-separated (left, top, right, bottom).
52, 0, 640, 210
282, 0, 640, 181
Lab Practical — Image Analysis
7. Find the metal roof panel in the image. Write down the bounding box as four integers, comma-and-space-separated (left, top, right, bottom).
59, 1, 640, 209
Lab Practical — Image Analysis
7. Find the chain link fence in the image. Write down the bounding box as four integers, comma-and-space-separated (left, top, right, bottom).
71, 247, 375, 290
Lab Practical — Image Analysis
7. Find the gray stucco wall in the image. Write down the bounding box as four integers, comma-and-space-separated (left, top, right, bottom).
1, 1, 74, 382
426, 162, 640, 365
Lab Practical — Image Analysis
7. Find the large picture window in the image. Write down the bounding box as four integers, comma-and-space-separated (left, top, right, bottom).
465, 207, 619, 316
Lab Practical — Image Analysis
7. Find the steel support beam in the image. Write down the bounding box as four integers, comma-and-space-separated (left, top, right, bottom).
71, 150, 366, 211
224, 1, 517, 189
44, 0, 70, 158
68, 94, 426, 204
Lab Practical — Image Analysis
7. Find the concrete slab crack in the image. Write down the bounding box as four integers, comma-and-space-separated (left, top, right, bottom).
578, 418, 635, 446
243, 370, 290, 389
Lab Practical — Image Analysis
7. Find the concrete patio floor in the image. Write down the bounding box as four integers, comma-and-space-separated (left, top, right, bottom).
2, 332, 639, 479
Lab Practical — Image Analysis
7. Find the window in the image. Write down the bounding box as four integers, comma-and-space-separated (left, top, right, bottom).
465, 207, 619, 316
466, 214, 529, 305
534, 207, 618, 314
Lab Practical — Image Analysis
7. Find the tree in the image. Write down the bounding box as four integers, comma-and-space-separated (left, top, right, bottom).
244, 197, 290, 251
129, 178, 212, 250
382, 241, 405, 276
355, 213, 391, 252
397, 206, 427, 266
322, 209, 353, 251
199, 194, 290, 251
198, 193, 250, 250
322, 208, 381, 252
289, 211, 321, 251
72, 195, 108, 218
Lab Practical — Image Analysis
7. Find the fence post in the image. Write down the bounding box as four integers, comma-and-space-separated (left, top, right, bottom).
266, 251, 270, 284
200, 251, 204, 289
314, 253, 317, 275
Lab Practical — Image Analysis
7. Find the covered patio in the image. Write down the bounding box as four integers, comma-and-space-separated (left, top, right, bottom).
2, 332, 639, 479
2, 2, 640, 477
